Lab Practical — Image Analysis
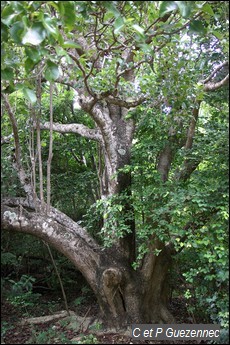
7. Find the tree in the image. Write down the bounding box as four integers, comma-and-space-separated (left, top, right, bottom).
1, 1, 229, 328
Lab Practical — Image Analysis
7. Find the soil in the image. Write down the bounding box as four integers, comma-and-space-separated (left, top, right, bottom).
1, 293, 209, 344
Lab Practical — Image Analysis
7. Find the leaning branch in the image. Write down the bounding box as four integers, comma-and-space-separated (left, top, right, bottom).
1, 196, 98, 248
174, 57, 229, 181
176, 61, 229, 180
175, 159, 201, 182
1, 202, 100, 292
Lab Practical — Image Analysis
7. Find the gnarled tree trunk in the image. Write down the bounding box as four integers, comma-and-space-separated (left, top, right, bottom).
1, 198, 174, 329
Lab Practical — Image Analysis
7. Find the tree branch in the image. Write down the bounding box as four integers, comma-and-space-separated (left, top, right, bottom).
35, 76, 45, 206
157, 144, 174, 182
1, 202, 100, 292
175, 159, 201, 182
1, 196, 99, 250
40, 122, 103, 142
68, 52, 96, 97
200, 61, 229, 91
105, 95, 146, 109
174, 101, 201, 181
185, 101, 201, 150
201, 61, 228, 84
203, 73, 229, 91
175, 59, 228, 181
54, 76, 76, 90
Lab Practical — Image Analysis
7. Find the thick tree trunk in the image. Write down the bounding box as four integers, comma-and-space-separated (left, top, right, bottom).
96, 247, 174, 328
76, 102, 174, 327
92, 103, 136, 264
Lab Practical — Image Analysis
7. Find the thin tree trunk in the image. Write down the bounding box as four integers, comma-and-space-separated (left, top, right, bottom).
44, 241, 70, 315
36, 76, 44, 209
47, 83, 53, 213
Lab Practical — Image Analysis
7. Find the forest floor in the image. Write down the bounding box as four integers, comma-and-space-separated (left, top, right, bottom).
1, 292, 209, 344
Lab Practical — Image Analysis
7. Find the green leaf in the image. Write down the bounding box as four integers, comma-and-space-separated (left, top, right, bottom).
1, 67, 14, 80
56, 32, 64, 45
22, 88, 37, 104
25, 47, 41, 63
55, 46, 67, 57
9, 21, 25, 44
159, 1, 178, 17
1, 4, 18, 25
42, 15, 59, 38
15, 84, 25, 91
132, 24, 145, 35
62, 41, 82, 49
62, 1, 76, 30
49, 1, 61, 12
1, 23, 8, 41
56, 1, 65, 16
44, 60, 59, 81
103, 2, 120, 18
212, 30, 222, 40
175, 1, 192, 18
114, 16, 125, 34
117, 205, 123, 212
22, 22, 46, 45
189, 20, 207, 35
24, 58, 36, 73
202, 3, 215, 16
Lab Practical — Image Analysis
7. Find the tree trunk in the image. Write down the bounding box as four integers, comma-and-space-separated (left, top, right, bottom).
92, 103, 136, 264
2, 200, 174, 329
96, 246, 174, 328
